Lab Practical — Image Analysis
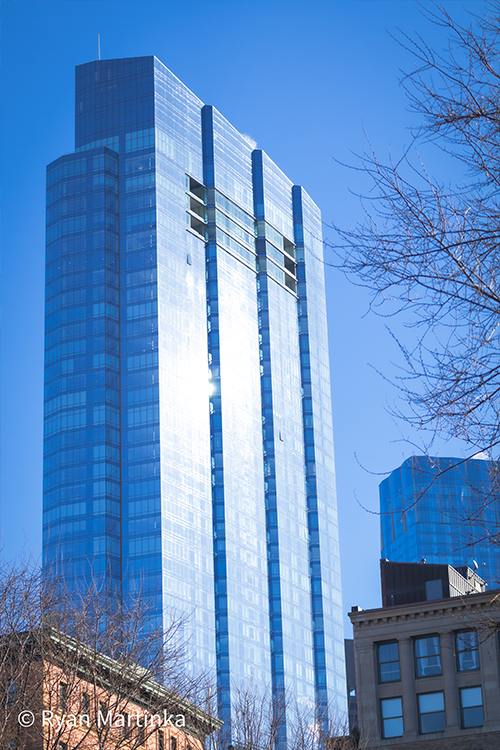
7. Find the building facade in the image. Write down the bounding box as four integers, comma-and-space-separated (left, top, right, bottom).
349, 589, 500, 749
380, 456, 500, 586
43, 56, 346, 739
2, 628, 220, 750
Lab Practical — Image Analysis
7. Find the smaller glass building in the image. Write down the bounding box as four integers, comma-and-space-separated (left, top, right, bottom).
380, 455, 500, 586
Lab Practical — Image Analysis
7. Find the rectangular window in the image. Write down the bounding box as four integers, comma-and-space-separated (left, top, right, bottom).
460, 686, 483, 728
378, 642, 400, 683
418, 692, 445, 734
122, 713, 130, 739
380, 697, 403, 738
138, 722, 145, 746
81, 692, 90, 714
415, 636, 442, 677
456, 631, 479, 671
158, 730, 165, 750
59, 682, 68, 711
171, 736, 177, 750
6, 680, 18, 706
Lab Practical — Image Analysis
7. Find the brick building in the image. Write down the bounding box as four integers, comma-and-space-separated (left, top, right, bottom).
2, 628, 220, 750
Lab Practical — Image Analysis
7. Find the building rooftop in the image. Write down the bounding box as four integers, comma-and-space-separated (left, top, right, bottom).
380, 559, 486, 608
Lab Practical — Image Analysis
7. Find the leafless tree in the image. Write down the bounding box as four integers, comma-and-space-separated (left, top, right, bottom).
0, 559, 370, 750
0, 558, 220, 750
205, 682, 364, 750
330, 2, 500, 460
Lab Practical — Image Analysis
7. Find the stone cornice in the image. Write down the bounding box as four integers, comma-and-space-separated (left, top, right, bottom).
349, 589, 500, 629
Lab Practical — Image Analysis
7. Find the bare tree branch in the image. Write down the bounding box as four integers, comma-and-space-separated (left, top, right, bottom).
0, 559, 220, 750
329, 1, 500, 455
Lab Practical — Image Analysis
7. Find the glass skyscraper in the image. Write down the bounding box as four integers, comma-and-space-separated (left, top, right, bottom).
43, 56, 345, 739
380, 455, 500, 586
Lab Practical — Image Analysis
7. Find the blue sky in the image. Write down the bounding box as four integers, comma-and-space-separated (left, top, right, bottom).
0, 0, 482, 633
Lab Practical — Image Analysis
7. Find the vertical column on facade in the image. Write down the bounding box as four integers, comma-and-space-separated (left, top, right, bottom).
398, 637, 417, 737
354, 641, 378, 742
201, 106, 231, 731
252, 150, 287, 749
292, 186, 328, 718
118, 135, 161, 624
292, 185, 347, 722
154, 57, 215, 674
44, 148, 121, 603
441, 630, 459, 728
479, 624, 500, 726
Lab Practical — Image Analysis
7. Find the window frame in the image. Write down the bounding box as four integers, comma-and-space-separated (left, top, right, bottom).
377, 640, 401, 684
122, 713, 130, 740
418, 691, 446, 734
414, 635, 442, 678
98, 701, 108, 725
59, 682, 68, 712
460, 685, 484, 729
5, 680, 18, 706
137, 721, 146, 746
380, 696, 404, 739
455, 630, 480, 672
80, 691, 90, 715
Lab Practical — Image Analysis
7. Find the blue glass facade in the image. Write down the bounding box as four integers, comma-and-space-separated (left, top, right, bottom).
380, 456, 500, 585
43, 56, 346, 739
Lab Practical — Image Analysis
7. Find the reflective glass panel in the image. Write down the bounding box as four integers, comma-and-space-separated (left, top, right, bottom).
381, 697, 403, 738
378, 641, 400, 682
456, 630, 479, 671
418, 692, 445, 734
415, 635, 442, 677
460, 686, 483, 728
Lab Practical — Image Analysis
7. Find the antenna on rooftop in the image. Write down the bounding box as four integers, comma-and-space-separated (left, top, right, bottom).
98, 33, 101, 61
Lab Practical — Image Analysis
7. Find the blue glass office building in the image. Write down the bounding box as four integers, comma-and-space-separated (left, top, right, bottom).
380, 456, 500, 585
43, 56, 346, 738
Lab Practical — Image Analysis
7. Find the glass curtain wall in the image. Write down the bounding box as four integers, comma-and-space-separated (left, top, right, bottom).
44, 148, 121, 600
43, 55, 346, 745
380, 456, 500, 585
